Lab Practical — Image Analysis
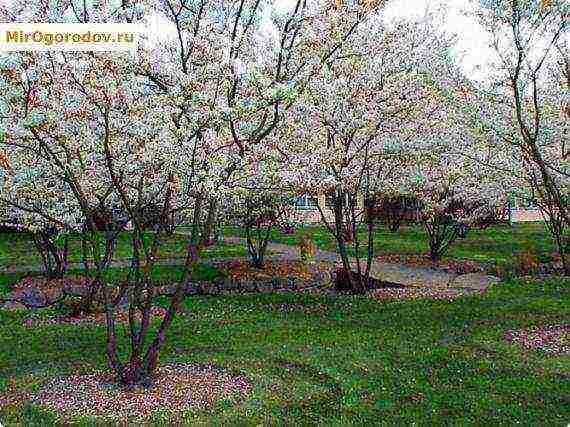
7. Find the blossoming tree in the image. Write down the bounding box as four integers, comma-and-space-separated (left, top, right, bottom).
0, 0, 393, 387
279, 12, 466, 291
450, 0, 569, 273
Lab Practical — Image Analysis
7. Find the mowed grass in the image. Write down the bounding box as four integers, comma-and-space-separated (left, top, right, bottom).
0, 231, 248, 270
0, 274, 568, 425
225, 222, 563, 265
3, 223, 558, 271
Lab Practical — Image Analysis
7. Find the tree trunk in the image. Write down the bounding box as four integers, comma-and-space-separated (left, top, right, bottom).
190, 193, 204, 247
332, 191, 366, 293
245, 221, 270, 269
31, 230, 70, 279
200, 198, 218, 246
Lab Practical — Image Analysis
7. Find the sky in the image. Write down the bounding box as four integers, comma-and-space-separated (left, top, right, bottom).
381, 0, 492, 81
269, 0, 494, 81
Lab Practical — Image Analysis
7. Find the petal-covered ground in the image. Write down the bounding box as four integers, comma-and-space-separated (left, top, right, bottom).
368, 287, 486, 301
22, 306, 169, 327
23, 364, 252, 421
504, 324, 570, 357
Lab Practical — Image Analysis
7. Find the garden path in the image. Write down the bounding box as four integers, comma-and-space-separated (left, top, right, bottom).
222, 236, 500, 292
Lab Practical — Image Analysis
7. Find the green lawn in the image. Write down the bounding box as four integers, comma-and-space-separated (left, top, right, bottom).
0, 231, 248, 269
3, 222, 555, 272
225, 222, 562, 265
0, 275, 568, 425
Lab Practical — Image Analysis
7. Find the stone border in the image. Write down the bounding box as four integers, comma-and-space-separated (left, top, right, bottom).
157, 269, 333, 297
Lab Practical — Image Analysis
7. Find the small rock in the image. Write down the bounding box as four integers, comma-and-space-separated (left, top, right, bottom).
257, 282, 273, 293
243, 281, 257, 293
154, 284, 169, 296
184, 282, 201, 296
222, 277, 233, 289
271, 278, 288, 289
287, 278, 297, 287
2, 301, 27, 310
213, 277, 227, 290
229, 280, 242, 292
19, 288, 48, 308
201, 282, 220, 296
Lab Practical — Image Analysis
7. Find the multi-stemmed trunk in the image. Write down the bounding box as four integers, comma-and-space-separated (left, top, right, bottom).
78, 221, 125, 315
31, 229, 70, 279
240, 196, 283, 269
423, 215, 461, 261
245, 220, 272, 269
315, 189, 374, 294
103, 187, 202, 389
108, 224, 198, 389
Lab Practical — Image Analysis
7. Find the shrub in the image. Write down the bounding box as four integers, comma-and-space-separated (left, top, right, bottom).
298, 234, 316, 264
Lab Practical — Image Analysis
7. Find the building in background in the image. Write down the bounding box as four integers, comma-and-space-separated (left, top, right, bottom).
507, 197, 547, 223
290, 193, 548, 225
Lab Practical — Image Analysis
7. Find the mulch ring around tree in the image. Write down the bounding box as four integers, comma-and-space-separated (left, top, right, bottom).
337, 269, 486, 301
217, 259, 329, 281
0, 363, 252, 422
504, 324, 570, 357
376, 253, 488, 274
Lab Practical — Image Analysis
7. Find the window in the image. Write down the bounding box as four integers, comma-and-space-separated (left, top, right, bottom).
520, 197, 538, 209
325, 191, 359, 209
295, 194, 317, 209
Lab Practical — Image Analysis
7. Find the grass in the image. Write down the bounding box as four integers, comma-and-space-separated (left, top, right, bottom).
225, 222, 563, 266
0, 274, 568, 425
0, 231, 248, 270
4, 223, 559, 272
